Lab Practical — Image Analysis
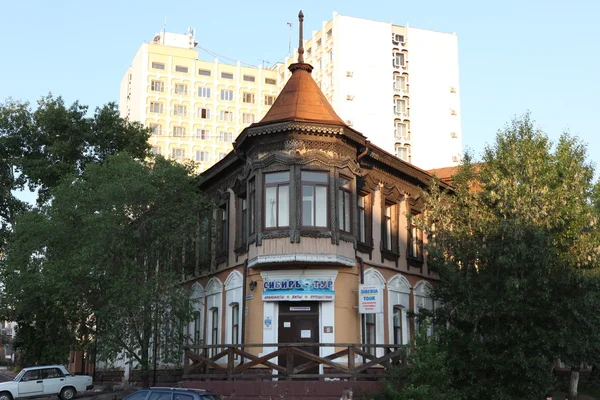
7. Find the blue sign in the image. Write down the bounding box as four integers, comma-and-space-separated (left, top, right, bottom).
262, 278, 335, 301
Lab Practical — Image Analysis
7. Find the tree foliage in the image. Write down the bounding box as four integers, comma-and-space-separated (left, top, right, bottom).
413, 114, 600, 399
1, 154, 213, 386
0, 94, 150, 250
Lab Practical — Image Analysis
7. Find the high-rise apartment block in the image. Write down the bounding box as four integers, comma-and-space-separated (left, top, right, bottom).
120, 13, 462, 171
119, 29, 281, 170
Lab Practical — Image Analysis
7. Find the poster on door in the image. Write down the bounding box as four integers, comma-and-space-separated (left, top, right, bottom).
359, 284, 383, 313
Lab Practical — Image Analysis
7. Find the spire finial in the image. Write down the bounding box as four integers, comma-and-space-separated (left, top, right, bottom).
298, 10, 305, 63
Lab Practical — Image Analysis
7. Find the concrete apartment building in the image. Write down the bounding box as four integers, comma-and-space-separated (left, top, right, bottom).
120, 13, 462, 171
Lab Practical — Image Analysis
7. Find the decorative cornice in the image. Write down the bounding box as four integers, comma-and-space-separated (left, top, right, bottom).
248, 254, 356, 268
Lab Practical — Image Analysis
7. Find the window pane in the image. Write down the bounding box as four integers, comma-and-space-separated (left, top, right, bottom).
265, 187, 277, 228
338, 195, 343, 230
344, 191, 351, 231
359, 209, 366, 242
302, 185, 314, 226
302, 171, 328, 183
265, 171, 289, 184
315, 186, 327, 226
278, 185, 289, 226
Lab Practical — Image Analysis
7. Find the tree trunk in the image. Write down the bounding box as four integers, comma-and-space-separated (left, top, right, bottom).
569, 365, 580, 400
140, 341, 149, 388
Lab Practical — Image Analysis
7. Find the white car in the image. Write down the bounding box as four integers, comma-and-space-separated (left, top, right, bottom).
0, 365, 93, 400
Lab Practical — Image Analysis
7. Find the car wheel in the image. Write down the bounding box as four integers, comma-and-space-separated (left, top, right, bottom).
0, 392, 13, 400
60, 387, 76, 400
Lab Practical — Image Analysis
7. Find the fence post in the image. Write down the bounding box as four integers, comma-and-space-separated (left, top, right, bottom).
227, 347, 235, 380
348, 345, 356, 380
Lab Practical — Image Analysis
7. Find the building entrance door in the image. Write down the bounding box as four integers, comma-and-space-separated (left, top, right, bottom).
278, 301, 320, 376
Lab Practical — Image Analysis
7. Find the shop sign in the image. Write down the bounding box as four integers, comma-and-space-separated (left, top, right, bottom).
359, 284, 383, 313
262, 278, 335, 301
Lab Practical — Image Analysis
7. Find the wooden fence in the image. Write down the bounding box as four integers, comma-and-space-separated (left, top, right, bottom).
183, 343, 407, 380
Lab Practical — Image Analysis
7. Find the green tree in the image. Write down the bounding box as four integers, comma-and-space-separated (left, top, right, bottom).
382, 325, 460, 400
0, 94, 150, 251
419, 114, 600, 399
1, 154, 213, 386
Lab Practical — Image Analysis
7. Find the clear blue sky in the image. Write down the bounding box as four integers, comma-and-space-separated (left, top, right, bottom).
1, 0, 599, 167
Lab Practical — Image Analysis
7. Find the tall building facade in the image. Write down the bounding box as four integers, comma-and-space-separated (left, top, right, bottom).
120, 13, 462, 171
277, 13, 462, 169
119, 29, 281, 171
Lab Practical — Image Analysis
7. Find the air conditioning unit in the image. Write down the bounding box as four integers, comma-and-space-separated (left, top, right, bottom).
346, 120, 353, 126
452, 155, 459, 162
451, 132, 458, 138
346, 95, 355, 101
346, 71, 354, 77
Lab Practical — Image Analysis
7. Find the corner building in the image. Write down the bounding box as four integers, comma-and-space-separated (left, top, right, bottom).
184, 29, 447, 373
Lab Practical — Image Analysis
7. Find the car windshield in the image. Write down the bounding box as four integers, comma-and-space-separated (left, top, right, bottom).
13, 370, 26, 382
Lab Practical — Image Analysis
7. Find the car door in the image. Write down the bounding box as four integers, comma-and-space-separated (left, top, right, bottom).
18, 370, 44, 397
42, 368, 65, 395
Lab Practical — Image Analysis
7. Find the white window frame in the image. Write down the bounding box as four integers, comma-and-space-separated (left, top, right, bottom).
387, 274, 411, 345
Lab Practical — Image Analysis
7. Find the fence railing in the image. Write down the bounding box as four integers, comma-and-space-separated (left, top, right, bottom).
183, 343, 407, 380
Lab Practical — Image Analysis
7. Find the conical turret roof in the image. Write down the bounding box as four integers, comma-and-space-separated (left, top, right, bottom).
253, 11, 346, 127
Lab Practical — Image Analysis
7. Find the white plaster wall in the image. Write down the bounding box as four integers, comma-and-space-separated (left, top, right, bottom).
224, 271, 243, 346
407, 27, 462, 169
387, 275, 411, 345
333, 16, 394, 147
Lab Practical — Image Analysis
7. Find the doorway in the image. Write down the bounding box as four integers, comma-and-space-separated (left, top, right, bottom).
278, 301, 320, 375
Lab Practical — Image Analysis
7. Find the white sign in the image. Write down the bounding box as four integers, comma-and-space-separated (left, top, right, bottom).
359, 284, 383, 314
301, 330, 311, 338
283, 322, 291, 328
290, 306, 311, 311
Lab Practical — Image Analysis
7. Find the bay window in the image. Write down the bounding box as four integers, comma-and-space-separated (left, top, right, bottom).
338, 177, 352, 233
264, 171, 290, 229
301, 171, 328, 228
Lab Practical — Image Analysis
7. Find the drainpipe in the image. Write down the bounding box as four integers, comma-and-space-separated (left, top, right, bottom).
357, 141, 370, 164
240, 259, 249, 365
356, 255, 365, 366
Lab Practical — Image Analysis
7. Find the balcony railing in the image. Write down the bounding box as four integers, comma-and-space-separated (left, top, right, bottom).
183, 343, 407, 381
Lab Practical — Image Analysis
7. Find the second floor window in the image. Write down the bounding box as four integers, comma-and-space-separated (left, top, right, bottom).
249, 179, 256, 234
264, 171, 290, 229
383, 201, 399, 254
357, 192, 373, 248
338, 177, 352, 233
237, 194, 247, 248
408, 212, 423, 260
301, 171, 328, 228
217, 203, 228, 256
